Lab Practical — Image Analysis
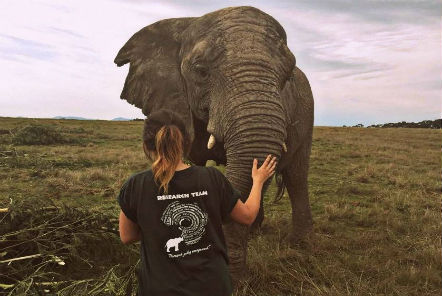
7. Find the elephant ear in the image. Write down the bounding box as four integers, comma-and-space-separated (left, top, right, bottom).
281, 66, 314, 138
114, 17, 196, 141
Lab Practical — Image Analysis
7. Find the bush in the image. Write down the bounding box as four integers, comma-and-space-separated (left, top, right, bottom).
0, 129, 12, 144
12, 124, 68, 145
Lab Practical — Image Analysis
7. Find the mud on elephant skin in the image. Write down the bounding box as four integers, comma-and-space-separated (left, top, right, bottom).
114, 6, 314, 283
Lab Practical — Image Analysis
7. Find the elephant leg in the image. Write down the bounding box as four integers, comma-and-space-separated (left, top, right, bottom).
283, 141, 313, 242
223, 221, 249, 285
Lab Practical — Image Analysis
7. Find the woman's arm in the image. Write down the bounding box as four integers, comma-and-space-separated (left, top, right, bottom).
230, 155, 277, 226
119, 210, 141, 244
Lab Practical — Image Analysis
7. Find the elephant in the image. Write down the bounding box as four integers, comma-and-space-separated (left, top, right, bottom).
165, 237, 184, 253
114, 6, 314, 283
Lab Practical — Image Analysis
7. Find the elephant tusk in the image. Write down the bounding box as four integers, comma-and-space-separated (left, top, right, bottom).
282, 142, 287, 153
207, 134, 216, 149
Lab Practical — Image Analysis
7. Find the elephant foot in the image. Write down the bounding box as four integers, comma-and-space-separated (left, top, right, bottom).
291, 208, 313, 240
228, 254, 248, 292
227, 245, 248, 283
288, 222, 314, 248
223, 221, 249, 287
231, 275, 252, 295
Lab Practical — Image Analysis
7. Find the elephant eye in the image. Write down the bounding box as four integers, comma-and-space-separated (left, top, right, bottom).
193, 64, 209, 79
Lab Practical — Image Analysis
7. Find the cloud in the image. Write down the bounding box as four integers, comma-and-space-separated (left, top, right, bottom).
290, 0, 441, 24
0, 34, 57, 61
48, 27, 85, 39
0, 0, 440, 125
263, 2, 441, 125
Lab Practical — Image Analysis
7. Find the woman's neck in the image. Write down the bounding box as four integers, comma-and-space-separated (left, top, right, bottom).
175, 159, 190, 171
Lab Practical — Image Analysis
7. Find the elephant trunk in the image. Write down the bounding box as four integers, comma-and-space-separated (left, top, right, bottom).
221, 95, 286, 280
223, 96, 286, 196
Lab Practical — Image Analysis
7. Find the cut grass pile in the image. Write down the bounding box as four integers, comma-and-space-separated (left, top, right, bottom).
1, 196, 138, 295
0, 117, 440, 296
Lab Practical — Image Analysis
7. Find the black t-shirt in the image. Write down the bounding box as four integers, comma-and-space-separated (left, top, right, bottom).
117, 165, 241, 296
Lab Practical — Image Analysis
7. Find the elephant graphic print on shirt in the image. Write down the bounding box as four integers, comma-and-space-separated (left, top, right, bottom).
165, 237, 184, 252
161, 201, 208, 253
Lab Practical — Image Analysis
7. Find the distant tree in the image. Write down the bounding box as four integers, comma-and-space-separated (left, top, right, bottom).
367, 119, 441, 129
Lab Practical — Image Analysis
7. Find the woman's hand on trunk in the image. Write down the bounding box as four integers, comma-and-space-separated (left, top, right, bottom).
230, 155, 277, 225
252, 154, 277, 185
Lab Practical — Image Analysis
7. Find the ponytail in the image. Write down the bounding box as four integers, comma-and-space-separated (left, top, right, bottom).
142, 109, 191, 195
151, 125, 184, 194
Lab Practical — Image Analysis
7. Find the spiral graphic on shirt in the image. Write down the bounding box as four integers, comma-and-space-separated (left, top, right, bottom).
161, 201, 208, 245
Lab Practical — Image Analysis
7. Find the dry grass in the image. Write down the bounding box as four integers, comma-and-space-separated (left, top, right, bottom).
0, 117, 440, 295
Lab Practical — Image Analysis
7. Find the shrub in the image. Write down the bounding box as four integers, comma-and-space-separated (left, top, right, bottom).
0, 129, 12, 144
12, 124, 67, 145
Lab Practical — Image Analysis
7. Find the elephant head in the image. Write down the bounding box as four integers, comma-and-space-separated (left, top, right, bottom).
114, 6, 294, 193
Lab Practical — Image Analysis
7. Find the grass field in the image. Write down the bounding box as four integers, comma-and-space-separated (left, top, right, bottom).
0, 117, 440, 295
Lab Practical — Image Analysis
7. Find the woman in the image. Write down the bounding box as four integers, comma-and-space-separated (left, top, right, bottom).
118, 109, 276, 296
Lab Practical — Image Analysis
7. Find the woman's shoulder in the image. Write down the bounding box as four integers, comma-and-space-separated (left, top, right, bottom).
199, 166, 226, 185
125, 168, 154, 183
194, 165, 220, 175
183, 165, 220, 180
205, 166, 225, 175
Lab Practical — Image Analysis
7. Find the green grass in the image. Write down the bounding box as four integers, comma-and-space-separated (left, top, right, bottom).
0, 117, 440, 295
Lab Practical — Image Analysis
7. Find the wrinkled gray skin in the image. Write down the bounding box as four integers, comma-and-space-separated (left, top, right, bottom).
114, 6, 314, 284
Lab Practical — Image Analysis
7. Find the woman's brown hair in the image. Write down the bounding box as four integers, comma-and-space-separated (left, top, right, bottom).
143, 109, 191, 194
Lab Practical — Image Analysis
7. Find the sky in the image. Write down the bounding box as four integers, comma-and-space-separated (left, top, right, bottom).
0, 0, 440, 126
